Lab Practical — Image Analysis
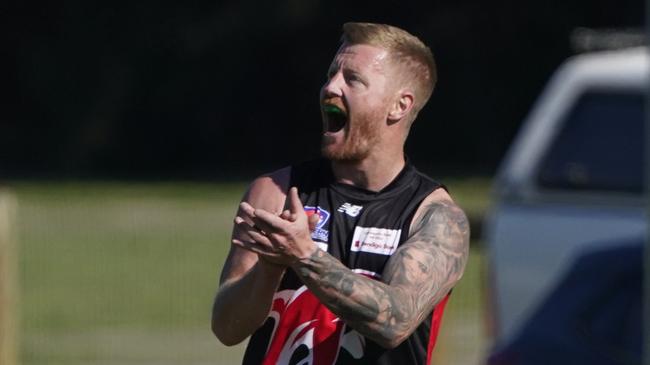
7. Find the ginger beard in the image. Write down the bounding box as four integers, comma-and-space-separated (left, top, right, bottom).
320, 100, 383, 162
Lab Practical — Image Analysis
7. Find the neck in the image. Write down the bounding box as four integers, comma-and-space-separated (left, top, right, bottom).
330, 150, 406, 192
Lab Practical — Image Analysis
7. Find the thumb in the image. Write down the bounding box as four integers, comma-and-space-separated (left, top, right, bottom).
308, 213, 320, 232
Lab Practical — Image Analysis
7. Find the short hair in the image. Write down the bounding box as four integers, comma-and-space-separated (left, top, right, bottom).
341, 22, 437, 120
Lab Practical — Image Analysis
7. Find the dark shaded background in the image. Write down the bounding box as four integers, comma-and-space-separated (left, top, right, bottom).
1, 0, 644, 179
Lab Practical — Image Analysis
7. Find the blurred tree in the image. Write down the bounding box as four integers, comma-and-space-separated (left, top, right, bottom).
1, 0, 644, 178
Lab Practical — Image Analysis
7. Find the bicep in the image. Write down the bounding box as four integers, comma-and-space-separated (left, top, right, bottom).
218, 167, 291, 286
381, 201, 469, 316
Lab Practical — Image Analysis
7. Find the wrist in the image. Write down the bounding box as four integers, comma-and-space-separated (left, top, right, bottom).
291, 244, 321, 271
297, 241, 319, 262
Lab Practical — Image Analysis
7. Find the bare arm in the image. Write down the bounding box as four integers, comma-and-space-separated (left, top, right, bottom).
237, 188, 470, 349
293, 198, 469, 348
211, 168, 290, 346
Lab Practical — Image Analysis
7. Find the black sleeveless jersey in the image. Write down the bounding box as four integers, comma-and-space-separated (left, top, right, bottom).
242, 158, 449, 365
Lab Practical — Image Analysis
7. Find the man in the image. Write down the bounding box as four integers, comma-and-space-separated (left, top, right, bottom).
212, 22, 469, 365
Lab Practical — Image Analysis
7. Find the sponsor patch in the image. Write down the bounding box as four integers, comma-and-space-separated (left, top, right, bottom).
337, 202, 363, 217
304, 206, 330, 243
350, 226, 401, 256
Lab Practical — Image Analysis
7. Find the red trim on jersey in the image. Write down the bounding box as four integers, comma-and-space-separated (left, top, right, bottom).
426, 293, 451, 365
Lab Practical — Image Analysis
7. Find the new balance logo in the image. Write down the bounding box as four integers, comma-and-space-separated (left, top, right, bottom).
337, 203, 363, 217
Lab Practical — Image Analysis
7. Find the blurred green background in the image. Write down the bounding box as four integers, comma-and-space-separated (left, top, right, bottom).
10, 178, 489, 364
3, 1, 643, 364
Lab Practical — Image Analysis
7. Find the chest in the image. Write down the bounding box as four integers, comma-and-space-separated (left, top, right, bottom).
300, 187, 417, 279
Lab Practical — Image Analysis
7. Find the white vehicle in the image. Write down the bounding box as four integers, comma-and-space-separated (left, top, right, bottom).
484, 46, 648, 363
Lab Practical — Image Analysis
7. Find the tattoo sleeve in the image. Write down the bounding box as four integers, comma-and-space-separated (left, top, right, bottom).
291, 201, 470, 349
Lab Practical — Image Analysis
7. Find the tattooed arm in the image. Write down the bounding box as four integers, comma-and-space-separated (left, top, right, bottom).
236, 187, 469, 349
292, 193, 469, 349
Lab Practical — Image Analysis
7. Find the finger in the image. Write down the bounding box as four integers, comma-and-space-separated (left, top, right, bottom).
234, 216, 248, 226
238, 203, 276, 233
281, 209, 299, 222
239, 202, 255, 213
233, 216, 256, 239
237, 202, 255, 225
246, 229, 275, 248
234, 216, 260, 233
288, 187, 304, 214
233, 239, 288, 265
308, 213, 320, 232
282, 209, 298, 222
250, 215, 277, 234
235, 215, 261, 234
232, 237, 278, 254
254, 208, 289, 231
280, 209, 292, 221
232, 238, 282, 258
240, 201, 255, 213
235, 216, 274, 246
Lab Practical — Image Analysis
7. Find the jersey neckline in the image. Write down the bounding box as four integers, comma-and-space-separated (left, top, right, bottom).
317, 158, 419, 201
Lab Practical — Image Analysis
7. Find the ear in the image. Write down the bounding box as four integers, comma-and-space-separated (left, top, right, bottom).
387, 90, 414, 123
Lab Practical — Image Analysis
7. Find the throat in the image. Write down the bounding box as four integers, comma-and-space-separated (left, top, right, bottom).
330, 154, 406, 192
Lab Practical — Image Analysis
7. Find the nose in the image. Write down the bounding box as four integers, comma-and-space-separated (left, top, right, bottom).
321, 71, 343, 98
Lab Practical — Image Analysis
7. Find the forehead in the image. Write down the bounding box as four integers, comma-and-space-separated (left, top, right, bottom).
330, 43, 390, 73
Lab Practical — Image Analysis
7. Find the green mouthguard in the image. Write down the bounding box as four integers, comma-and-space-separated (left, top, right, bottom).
323, 105, 344, 115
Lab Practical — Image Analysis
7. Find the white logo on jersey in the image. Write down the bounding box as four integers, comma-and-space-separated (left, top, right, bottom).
350, 227, 401, 256
337, 202, 363, 217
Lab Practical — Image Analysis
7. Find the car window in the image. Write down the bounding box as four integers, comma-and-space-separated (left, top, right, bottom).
537, 91, 644, 193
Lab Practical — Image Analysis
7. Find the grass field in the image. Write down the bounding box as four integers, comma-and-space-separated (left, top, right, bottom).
8, 178, 492, 364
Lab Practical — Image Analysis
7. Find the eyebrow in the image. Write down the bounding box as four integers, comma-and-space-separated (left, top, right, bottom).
328, 61, 363, 76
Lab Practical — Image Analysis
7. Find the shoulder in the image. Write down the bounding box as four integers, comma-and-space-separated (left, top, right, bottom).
408, 187, 469, 242
245, 166, 291, 212
382, 186, 469, 310
244, 158, 326, 212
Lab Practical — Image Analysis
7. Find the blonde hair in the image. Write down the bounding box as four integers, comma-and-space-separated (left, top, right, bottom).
341, 22, 437, 121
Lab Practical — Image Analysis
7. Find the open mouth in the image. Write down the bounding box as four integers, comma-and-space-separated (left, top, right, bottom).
323, 104, 348, 133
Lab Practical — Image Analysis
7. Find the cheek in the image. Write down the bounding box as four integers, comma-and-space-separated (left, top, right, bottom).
356, 95, 388, 120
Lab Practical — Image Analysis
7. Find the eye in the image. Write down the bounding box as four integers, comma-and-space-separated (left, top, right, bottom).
326, 67, 338, 80
344, 71, 364, 86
